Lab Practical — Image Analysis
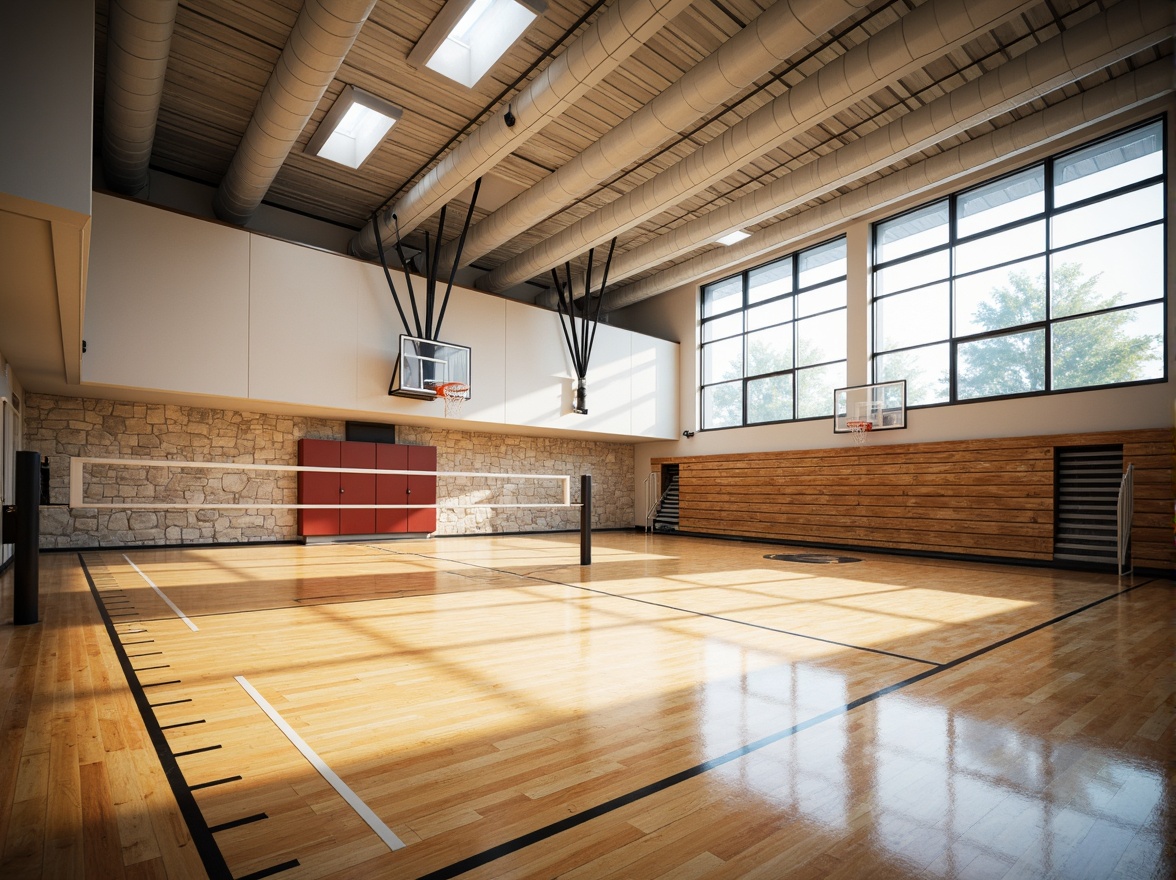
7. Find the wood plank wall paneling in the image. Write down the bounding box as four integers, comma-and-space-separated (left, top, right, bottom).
655, 429, 1173, 570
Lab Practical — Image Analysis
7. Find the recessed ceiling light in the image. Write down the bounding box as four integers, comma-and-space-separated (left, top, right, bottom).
408, 0, 546, 89
305, 85, 402, 169
716, 230, 751, 246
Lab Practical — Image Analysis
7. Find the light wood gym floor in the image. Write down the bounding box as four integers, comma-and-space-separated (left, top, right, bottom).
1, 532, 1172, 879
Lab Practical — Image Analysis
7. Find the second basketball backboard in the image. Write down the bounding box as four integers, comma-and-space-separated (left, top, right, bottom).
833, 380, 906, 433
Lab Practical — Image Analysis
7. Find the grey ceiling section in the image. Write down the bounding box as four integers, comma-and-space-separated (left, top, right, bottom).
212, 0, 378, 226
100, 0, 178, 197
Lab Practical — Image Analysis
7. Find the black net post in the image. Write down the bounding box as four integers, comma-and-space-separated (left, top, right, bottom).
579, 474, 591, 565
14, 450, 41, 625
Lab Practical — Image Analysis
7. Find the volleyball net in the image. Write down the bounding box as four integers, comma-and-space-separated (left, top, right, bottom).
65, 455, 594, 563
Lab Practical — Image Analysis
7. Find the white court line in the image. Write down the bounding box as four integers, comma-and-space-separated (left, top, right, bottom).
122, 555, 200, 632
235, 675, 406, 852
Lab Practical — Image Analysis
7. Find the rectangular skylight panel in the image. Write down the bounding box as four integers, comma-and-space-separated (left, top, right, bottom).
306, 85, 402, 169
317, 104, 397, 168
422, 0, 540, 88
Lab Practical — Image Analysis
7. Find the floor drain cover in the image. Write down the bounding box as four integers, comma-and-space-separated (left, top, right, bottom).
765, 553, 862, 564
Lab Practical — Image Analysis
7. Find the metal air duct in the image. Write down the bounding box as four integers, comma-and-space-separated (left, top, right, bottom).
585, 0, 1172, 293
601, 60, 1174, 310
480, 0, 1037, 293
101, 0, 179, 197
439, 0, 872, 269
213, 0, 377, 226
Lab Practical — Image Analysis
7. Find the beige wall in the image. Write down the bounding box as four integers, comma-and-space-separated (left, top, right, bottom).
84, 194, 679, 441
24, 393, 633, 548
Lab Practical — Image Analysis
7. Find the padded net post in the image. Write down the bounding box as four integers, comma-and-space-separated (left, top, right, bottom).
580, 473, 591, 565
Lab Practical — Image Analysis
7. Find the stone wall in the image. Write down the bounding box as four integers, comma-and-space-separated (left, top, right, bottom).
24, 394, 634, 548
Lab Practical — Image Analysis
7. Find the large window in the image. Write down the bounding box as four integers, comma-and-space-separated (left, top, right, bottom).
701, 238, 847, 429
872, 120, 1166, 406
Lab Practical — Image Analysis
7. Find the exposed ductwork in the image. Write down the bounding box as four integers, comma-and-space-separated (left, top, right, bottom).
480, 0, 1038, 294
348, 0, 695, 260
213, 0, 377, 226
439, 0, 873, 270
600, 59, 1174, 311
101, 0, 179, 198
558, 0, 1171, 301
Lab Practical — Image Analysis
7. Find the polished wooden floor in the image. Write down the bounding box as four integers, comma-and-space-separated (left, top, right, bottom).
1, 533, 1172, 879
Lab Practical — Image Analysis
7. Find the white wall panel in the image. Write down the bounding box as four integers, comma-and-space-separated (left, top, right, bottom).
249, 236, 365, 408
85, 195, 249, 397
82, 197, 678, 440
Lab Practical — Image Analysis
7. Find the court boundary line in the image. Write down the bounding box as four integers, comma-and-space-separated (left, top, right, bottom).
79, 553, 234, 880
123, 554, 200, 631
410, 575, 1157, 880
235, 675, 407, 852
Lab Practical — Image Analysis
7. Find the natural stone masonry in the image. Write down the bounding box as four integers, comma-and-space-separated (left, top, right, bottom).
24, 394, 634, 548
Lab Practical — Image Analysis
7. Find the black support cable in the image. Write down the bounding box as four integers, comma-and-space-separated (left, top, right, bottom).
372, 216, 412, 335
391, 213, 424, 337
552, 268, 582, 379
583, 237, 616, 368
435, 178, 483, 340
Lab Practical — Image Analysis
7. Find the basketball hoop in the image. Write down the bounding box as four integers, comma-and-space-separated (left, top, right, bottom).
846, 419, 873, 444
434, 382, 468, 418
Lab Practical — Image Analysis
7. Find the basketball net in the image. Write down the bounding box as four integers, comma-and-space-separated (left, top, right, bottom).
434, 382, 468, 418
846, 420, 873, 445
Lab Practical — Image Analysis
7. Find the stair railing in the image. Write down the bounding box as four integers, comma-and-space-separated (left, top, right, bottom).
1117, 463, 1134, 576
644, 471, 660, 533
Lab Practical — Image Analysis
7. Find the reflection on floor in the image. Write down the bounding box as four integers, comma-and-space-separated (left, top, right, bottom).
0, 532, 1171, 879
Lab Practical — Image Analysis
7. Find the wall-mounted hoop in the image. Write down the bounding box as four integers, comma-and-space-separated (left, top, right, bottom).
434, 382, 469, 418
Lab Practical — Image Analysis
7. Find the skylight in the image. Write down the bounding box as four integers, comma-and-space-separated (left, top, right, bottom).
409, 0, 545, 89
305, 85, 402, 169
716, 230, 751, 246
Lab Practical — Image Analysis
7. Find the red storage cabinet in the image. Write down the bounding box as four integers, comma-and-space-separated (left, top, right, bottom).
340, 441, 376, 535
298, 439, 340, 536
298, 439, 436, 539
375, 443, 408, 534
406, 445, 438, 534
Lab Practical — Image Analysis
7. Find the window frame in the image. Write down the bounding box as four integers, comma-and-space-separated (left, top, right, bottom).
700, 237, 848, 431
870, 117, 1168, 408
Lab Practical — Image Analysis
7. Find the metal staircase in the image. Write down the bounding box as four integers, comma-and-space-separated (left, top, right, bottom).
652, 473, 680, 532
1053, 446, 1123, 566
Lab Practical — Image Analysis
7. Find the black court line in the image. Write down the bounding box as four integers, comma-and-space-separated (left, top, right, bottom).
133, 665, 171, 672
120, 639, 153, 645
141, 679, 182, 688
365, 544, 939, 667
174, 744, 223, 758
235, 860, 300, 880
190, 775, 243, 791
79, 555, 233, 880
128, 651, 164, 658
208, 813, 268, 833
160, 719, 206, 730
413, 577, 1157, 880
150, 698, 193, 708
